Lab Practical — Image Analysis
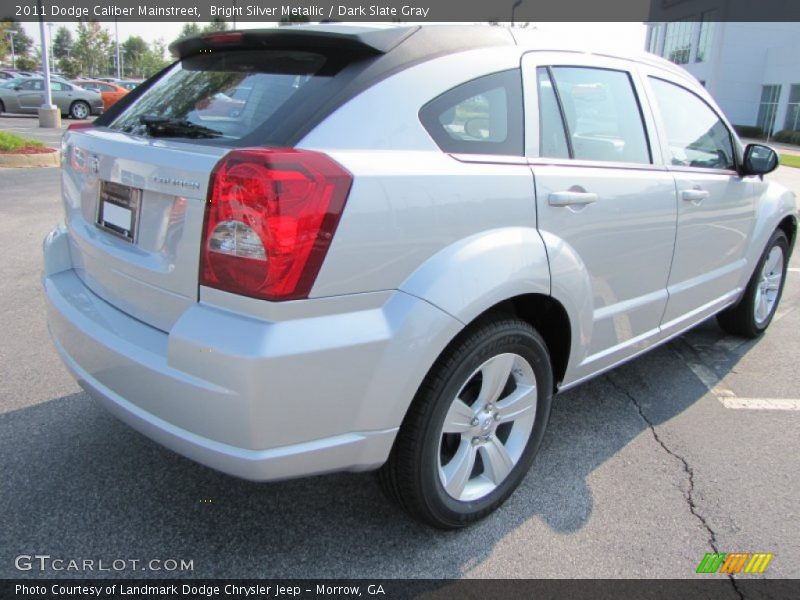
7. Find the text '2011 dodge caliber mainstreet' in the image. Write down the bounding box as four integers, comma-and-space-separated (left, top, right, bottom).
43, 24, 796, 528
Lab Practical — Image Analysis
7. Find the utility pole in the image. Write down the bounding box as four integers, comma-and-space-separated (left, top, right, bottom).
6, 30, 16, 70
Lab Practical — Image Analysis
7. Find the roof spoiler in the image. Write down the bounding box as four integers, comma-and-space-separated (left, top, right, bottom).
169, 26, 421, 59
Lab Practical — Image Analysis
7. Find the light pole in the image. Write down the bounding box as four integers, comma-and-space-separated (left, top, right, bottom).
114, 18, 121, 79
511, 0, 522, 26
37, 0, 60, 127
6, 30, 16, 70
47, 22, 54, 72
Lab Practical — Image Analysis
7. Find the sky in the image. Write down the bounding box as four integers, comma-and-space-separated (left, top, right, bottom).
19, 21, 646, 55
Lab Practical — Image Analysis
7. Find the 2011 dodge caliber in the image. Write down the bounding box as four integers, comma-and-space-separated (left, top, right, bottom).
43, 24, 796, 528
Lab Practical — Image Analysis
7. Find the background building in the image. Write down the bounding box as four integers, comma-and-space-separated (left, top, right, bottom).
645, 15, 800, 137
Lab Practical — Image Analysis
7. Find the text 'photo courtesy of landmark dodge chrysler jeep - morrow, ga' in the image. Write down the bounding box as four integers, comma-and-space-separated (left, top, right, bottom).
43, 24, 796, 528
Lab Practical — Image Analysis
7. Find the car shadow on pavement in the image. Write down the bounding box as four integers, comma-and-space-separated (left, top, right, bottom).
0, 321, 756, 578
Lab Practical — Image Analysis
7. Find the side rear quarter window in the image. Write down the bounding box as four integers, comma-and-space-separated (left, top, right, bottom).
419, 70, 524, 156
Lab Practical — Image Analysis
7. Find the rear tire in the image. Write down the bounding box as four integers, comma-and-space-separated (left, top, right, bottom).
717, 229, 789, 338
378, 316, 553, 529
0, 100, 5, 115
69, 101, 90, 120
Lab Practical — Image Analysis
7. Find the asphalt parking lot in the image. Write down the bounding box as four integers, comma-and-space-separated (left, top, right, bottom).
1, 115, 799, 582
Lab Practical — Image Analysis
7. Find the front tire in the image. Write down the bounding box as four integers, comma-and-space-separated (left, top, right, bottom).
717, 229, 789, 338
69, 101, 90, 120
378, 316, 554, 529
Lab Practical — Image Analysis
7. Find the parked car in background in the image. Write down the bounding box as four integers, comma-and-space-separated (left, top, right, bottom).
0, 77, 103, 118
0, 78, 27, 89
118, 80, 140, 91
44, 25, 796, 529
1, 69, 34, 78
74, 79, 129, 111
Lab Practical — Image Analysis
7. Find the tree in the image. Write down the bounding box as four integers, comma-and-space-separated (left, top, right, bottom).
15, 54, 38, 71
59, 56, 81, 79
72, 21, 112, 77
202, 19, 229, 33
279, 15, 310, 26
1, 19, 35, 65
121, 35, 147, 77
177, 23, 201, 40
138, 39, 169, 78
52, 26, 73, 60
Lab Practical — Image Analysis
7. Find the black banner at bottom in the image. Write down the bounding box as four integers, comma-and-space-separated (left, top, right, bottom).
3, 579, 800, 600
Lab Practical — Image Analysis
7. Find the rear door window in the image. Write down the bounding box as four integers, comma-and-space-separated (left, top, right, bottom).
536, 67, 570, 159
419, 70, 524, 156
107, 50, 333, 144
548, 66, 651, 164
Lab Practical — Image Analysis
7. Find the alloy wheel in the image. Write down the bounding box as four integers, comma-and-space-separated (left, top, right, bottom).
437, 352, 537, 502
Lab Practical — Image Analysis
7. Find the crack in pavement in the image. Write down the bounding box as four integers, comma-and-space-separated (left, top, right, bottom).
605, 374, 744, 600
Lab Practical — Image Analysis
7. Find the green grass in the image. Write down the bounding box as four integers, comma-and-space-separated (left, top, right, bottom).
778, 153, 800, 169
0, 130, 44, 152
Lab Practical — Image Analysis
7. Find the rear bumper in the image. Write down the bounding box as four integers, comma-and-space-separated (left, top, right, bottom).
42, 224, 462, 481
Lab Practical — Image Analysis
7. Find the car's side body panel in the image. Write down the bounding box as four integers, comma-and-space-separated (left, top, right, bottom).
521, 52, 679, 384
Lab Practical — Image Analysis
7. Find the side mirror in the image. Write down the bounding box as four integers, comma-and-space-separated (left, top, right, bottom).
13, 85, 22, 91
742, 143, 779, 176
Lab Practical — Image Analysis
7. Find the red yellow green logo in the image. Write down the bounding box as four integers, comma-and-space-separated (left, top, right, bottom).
696, 553, 773, 574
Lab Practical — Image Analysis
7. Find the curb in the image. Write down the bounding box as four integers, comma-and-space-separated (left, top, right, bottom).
0, 149, 60, 168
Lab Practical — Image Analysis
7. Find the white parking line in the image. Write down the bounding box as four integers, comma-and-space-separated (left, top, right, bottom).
672, 341, 800, 411
789, 267, 800, 273
720, 397, 800, 410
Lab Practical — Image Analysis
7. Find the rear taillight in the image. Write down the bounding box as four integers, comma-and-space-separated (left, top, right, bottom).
67, 122, 93, 131
200, 149, 352, 301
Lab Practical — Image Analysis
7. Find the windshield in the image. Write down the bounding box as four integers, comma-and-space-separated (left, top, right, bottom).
107, 50, 329, 142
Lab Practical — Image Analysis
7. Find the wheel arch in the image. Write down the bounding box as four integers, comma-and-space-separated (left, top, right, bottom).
474, 294, 571, 391
777, 213, 797, 252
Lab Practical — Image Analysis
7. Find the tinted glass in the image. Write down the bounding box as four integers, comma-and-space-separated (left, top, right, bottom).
649, 77, 735, 170
536, 67, 570, 159
419, 70, 523, 156
550, 67, 651, 164
108, 50, 329, 142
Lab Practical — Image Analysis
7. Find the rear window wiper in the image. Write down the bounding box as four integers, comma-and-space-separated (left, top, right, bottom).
138, 115, 223, 139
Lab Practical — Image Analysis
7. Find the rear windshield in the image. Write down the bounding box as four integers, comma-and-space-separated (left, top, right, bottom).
107, 50, 332, 144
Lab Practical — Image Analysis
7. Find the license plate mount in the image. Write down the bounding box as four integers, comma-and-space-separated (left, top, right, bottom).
96, 181, 141, 243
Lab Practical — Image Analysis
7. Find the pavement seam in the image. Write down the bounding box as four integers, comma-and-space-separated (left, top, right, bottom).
605, 374, 745, 600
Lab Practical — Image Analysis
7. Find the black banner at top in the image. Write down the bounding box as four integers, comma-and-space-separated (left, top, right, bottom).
3, 0, 800, 23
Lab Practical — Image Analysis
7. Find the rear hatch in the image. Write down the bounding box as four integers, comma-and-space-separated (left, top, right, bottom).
61, 40, 368, 332
60, 25, 508, 331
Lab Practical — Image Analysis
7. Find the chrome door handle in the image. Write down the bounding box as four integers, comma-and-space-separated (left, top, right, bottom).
680, 189, 710, 202
548, 191, 599, 207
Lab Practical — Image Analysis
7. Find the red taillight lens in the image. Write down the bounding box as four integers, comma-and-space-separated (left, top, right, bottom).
67, 122, 93, 131
200, 149, 352, 301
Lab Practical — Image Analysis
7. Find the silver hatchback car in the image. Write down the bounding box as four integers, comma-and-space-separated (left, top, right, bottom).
43, 24, 796, 528
0, 77, 103, 119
